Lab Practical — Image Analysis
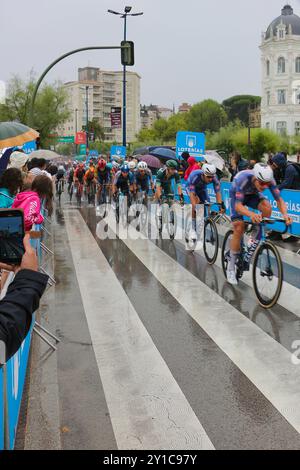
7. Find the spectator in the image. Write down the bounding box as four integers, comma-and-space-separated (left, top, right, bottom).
12, 175, 53, 231
0, 168, 23, 208
0, 234, 48, 360
29, 158, 52, 180
8, 151, 29, 173
184, 157, 201, 180
268, 153, 300, 242
229, 151, 249, 181
248, 158, 258, 169
180, 151, 190, 172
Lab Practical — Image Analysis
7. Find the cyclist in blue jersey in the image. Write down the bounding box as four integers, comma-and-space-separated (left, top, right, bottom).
134, 161, 154, 200
187, 164, 224, 241
227, 163, 292, 285
112, 164, 135, 199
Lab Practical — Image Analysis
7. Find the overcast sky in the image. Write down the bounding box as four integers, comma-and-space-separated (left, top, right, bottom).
2, 0, 300, 109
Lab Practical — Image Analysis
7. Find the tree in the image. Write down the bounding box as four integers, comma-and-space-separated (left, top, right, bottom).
186, 99, 227, 133
82, 118, 105, 141
0, 73, 71, 146
222, 95, 261, 126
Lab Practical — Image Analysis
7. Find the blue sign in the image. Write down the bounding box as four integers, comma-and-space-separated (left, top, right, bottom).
110, 145, 126, 160
6, 320, 34, 449
88, 150, 99, 157
22, 140, 37, 155
176, 131, 206, 161
0, 366, 3, 450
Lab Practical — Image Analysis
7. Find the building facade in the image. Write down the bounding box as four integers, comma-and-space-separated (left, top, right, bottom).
260, 4, 300, 135
140, 104, 173, 129
57, 67, 141, 143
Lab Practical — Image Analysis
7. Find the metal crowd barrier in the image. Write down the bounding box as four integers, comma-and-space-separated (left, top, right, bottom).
0, 210, 59, 450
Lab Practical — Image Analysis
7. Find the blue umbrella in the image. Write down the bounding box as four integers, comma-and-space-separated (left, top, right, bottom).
149, 147, 177, 159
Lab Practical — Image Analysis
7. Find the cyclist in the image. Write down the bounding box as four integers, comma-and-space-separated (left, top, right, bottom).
56, 164, 66, 192
84, 162, 97, 204
96, 158, 111, 205
155, 160, 184, 204
67, 165, 75, 195
134, 161, 154, 203
112, 164, 135, 202
187, 164, 224, 241
227, 163, 292, 285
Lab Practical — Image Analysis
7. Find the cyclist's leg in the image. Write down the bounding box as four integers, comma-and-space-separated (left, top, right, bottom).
228, 193, 245, 276
257, 198, 272, 218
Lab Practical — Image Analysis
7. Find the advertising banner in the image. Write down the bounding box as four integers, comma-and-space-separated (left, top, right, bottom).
176, 131, 206, 160
57, 136, 74, 143
75, 132, 86, 145
6, 320, 34, 449
110, 145, 126, 160
111, 107, 122, 129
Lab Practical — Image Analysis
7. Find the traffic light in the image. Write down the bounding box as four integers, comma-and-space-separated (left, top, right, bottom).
121, 41, 134, 66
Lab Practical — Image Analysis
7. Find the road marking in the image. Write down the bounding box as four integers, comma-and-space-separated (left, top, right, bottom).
64, 209, 214, 450
103, 211, 300, 436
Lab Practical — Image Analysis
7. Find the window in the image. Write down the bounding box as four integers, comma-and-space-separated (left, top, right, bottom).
295, 122, 300, 135
267, 91, 271, 105
278, 57, 286, 73
276, 121, 287, 135
265, 123, 270, 129
278, 89, 286, 104
296, 57, 300, 73
279, 30, 284, 39
266, 60, 270, 76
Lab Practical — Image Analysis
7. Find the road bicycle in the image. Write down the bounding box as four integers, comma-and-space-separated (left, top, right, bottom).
68, 181, 74, 203
221, 218, 288, 308
134, 189, 149, 232
97, 183, 111, 217
185, 202, 225, 264
155, 193, 182, 240
86, 181, 96, 205
76, 181, 84, 207
115, 190, 132, 225
56, 179, 64, 205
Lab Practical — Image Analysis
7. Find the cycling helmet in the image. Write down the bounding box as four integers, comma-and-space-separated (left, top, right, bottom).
106, 162, 113, 170
98, 158, 106, 170
58, 165, 64, 171
120, 164, 130, 173
128, 161, 136, 170
166, 160, 178, 169
202, 163, 216, 177
253, 163, 274, 183
112, 161, 119, 169
137, 161, 148, 170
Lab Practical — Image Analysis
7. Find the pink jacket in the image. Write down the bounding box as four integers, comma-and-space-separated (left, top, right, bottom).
184, 157, 201, 180
12, 191, 44, 231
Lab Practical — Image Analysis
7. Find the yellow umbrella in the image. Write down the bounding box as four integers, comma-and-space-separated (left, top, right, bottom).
0, 121, 39, 149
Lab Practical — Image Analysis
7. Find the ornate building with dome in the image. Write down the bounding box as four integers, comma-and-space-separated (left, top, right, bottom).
260, 4, 300, 135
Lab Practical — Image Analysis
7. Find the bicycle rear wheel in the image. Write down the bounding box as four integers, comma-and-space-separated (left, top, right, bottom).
203, 218, 219, 265
252, 241, 283, 309
167, 206, 177, 240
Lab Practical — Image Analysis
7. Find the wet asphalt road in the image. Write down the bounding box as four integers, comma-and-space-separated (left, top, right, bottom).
21, 198, 300, 450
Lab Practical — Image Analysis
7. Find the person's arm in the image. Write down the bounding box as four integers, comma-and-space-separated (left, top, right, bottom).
0, 235, 48, 360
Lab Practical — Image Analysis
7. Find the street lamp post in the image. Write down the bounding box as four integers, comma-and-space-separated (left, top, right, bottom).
108, 6, 143, 148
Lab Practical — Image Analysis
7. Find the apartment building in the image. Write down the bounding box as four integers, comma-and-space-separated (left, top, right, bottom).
57, 67, 141, 142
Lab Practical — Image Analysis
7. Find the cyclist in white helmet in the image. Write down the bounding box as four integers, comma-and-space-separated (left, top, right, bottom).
227, 163, 292, 285
134, 161, 154, 201
186, 163, 224, 241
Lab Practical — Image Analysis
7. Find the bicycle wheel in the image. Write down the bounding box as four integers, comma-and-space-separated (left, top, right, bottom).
252, 241, 283, 309
221, 229, 233, 278
155, 205, 162, 234
69, 184, 73, 202
203, 218, 219, 265
167, 206, 177, 240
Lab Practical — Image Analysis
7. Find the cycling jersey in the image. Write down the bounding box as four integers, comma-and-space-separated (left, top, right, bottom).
97, 167, 111, 184
230, 169, 280, 221
135, 169, 153, 191
113, 170, 134, 193
56, 169, 65, 180
187, 169, 220, 202
74, 168, 85, 184
84, 168, 96, 184
155, 168, 181, 196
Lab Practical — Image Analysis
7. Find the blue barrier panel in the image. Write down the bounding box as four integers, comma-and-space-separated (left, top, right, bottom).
0, 367, 3, 450
6, 318, 34, 449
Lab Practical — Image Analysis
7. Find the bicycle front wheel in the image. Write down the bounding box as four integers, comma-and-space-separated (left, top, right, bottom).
203, 218, 219, 265
252, 241, 283, 309
221, 229, 233, 279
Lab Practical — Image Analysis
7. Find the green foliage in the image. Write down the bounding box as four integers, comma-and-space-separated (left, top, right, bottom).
231, 128, 280, 161
56, 143, 74, 156
0, 72, 71, 146
186, 99, 227, 133
222, 95, 261, 126
82, 118, 105, 141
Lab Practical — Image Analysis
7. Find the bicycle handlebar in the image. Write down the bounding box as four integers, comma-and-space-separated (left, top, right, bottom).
262, 218, 289, 234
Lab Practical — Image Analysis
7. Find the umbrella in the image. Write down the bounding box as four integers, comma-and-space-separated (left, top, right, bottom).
27, 149, 61, 161
204, 150, 225, 172
149, 147, 177, 159
0, 122, 39, 149
136, 154, 163, 169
